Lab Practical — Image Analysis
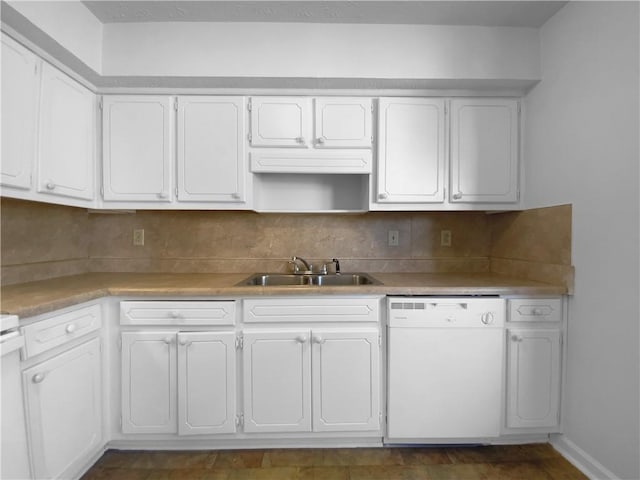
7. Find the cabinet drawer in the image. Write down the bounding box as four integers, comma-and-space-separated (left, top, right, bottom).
120, 301, 236, 326
509, 298, 563, 323
22, 304, 102, 358
244, 297, 381, 323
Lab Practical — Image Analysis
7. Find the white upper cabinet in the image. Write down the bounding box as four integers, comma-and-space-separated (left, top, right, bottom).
177, 96, 246, 203
37, 62, 95, 201
250, 96, 372, 149
103, 96, 173, 202
1, 34, 39, 190
314, 98, 372, 148
375, 98, 446, 205
250, 97, 312, 148
450, 98, 520, 203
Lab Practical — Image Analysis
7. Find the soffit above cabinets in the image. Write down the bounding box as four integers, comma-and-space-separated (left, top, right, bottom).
82, 1, 566, 28
2, 1, 562, 93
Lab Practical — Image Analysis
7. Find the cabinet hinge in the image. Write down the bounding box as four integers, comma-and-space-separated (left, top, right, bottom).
236, 335, 244, 350
247, 99, 252, 112
516, 188, 520, 201
98, 99, 103, 111
235, 413, 244, 427
247, 132, 252, 142
378, 335, 382, 347
100, 185, 104, 196
174, 98, 178, 111
117, 337, 122, 351
517, 101, 521, 114
175, 187, 179, 197
371, 103, 374, 113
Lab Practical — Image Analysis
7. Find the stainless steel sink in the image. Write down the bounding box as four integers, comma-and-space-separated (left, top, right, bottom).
237, 273, 382, 287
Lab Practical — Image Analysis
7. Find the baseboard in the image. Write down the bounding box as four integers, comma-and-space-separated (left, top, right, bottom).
551, 434, 619, 480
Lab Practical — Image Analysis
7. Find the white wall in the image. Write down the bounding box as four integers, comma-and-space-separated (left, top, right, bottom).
102, 22, 539, 80
6, 0, 103, 73
524, 2, 639, 479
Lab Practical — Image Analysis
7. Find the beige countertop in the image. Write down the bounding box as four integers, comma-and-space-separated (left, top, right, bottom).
0, 272, 567, 319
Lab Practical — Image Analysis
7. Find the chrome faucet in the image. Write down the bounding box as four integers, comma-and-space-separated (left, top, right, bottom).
290, 256, 312, 274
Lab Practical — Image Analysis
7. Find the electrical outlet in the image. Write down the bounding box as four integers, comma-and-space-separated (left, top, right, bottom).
440, 230, 452, 247
133, 229, 145, 246
388, 230, 399, 247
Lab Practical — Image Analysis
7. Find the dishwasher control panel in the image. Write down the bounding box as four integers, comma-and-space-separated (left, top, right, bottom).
388, 297, 505, 328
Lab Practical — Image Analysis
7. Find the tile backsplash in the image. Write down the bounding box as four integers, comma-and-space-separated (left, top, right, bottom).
87, 210, 491, 275
0, 198, 573, 289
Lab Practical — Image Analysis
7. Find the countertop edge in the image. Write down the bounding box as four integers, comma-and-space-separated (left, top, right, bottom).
1, 272, 568, 319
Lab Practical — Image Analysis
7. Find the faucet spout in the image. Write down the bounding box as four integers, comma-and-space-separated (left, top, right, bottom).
290, 256, 312, 274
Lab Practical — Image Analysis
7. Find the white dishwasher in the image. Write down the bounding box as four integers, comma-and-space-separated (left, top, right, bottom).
386, 297, 505, 442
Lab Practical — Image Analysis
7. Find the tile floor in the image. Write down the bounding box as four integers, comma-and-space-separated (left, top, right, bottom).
81, 443, 588, 479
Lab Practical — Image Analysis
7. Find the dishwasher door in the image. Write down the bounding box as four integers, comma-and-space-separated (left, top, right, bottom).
386, 297, 505, 442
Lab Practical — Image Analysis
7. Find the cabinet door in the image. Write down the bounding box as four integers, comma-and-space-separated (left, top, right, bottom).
37, 62, 95, 200
103, 96, 172, 202
243, 329, 311, 433
1, 34, 38, 190
250, 97, 311, 148
24, 338, 102, 479
177, 97, 247, 203
121, 331, 177, 433
314, 98, 372, 148
450, 99, 519, 203
376, 98, 445, 204
506, 328, 561, 429
312, 328, 380, 432
177, 331, 236, 435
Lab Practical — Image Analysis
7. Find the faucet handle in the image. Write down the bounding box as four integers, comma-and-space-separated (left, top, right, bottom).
331, 258, 341, 275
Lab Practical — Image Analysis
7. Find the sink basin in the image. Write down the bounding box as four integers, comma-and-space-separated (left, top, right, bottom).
237, 273, 382, 287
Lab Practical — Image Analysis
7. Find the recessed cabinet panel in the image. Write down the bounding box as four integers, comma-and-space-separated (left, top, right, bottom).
120, 301, 236, 326
450, 99, 519, 203
509, 298, 563, 323
312, 328, 380, 432
250, 97, 311, 148
1, 34, 38, 190
103, 96, 172, 202
121, 331, 177, 434
177, 97, 246, 202
24, 338, 102, 479
178, 331, 236, 435
37, 62, 95, 200
315, 98, 372, 148
376, 98, 445, 204
243, 329, 312, 433
506, 328, 561, 429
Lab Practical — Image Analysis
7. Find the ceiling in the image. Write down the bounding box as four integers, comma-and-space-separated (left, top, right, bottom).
82, 1, 567, 27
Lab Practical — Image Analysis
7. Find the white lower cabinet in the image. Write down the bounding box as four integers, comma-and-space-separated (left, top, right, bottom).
23, 337, 102, 479
505, 298, 563, 431
178, 331, 237, 435
242, 297, 382, 435
311, 328, 381, 432
121, 330, 236, 435
243, 327, 380, 434
506, 327, 562, 429
242, 329, 311, 433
